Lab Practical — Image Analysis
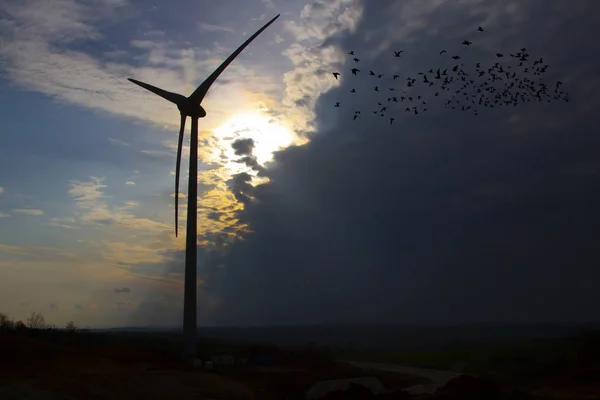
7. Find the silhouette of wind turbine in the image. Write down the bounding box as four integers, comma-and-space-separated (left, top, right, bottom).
127, 14, 280, 363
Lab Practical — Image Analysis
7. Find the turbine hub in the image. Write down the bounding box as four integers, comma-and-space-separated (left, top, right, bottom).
178, 101, 207, 118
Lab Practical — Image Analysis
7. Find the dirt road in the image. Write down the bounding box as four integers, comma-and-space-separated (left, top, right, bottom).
338, 360, 465, 395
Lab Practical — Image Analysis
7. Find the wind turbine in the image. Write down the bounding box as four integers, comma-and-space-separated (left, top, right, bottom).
127, 14, 280, 363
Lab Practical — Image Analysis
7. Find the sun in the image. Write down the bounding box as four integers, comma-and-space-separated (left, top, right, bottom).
212, 112, 299, 176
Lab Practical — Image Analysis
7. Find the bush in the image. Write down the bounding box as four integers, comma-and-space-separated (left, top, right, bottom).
26, 312, 46, 329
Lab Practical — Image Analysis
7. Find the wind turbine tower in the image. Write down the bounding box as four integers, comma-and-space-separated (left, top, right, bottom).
127, 14, 280, 363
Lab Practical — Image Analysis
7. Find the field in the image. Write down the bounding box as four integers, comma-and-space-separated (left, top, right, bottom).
335, 333, 600, 398
0, 328, 428, 399
1, 319, 599, 399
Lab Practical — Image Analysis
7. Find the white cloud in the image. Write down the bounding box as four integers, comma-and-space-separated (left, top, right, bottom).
116, 300, 132, 308
0, 186, 4, 195
0, 212, 10, 218
67, 176, 168, 232
67, 176, 107, 206
102, 0, 128, 7
285, 0, 362, 42
262, 0, 276, 8
198, 23, 234, 33
129, 39, 158, 49
279, 0, 364, 133
47, 217, 78, 229
0, 243, 78, 263
125, 181, 136, 185
108, 137, 129, 147
0, 0, 282, 133
0, 0, 103, 43
11, 209, 44, 216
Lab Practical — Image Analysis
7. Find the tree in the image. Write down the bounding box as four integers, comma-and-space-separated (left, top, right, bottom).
0, 313, 15, 334
26, 312, 46, 329
65, 321, 77, 332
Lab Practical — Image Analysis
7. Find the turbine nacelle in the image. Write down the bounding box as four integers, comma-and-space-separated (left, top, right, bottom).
178, 101, 207, 118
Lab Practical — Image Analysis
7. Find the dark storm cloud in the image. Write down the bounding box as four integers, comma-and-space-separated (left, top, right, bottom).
231, 138, 255, 156
128, 0, 600, 327
198, 0, 600, 327
227, 172, 255, 205
240, 155, 264, 171
231, 137, 267, 175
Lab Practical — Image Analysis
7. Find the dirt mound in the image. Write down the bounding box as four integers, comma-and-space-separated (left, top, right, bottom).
320, 382, 379, 399
376, 390, 412, 399
424, 374, 539, 400
428, 374, 506, 399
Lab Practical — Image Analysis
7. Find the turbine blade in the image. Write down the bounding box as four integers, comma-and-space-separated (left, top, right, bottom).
128, 78, 186, 105
175, 113, 187, 237
188, 14, 280, 105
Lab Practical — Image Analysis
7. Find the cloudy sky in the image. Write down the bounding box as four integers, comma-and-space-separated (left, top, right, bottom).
1, 0, 599, 328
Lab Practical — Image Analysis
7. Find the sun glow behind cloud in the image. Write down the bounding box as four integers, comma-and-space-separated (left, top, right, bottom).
213, 111, 301, 175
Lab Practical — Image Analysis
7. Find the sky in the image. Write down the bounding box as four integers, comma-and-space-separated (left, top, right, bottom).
1, 0, 600, 328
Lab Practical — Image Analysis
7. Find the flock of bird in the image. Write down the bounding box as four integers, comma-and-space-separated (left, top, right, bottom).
331, 26, 570, 124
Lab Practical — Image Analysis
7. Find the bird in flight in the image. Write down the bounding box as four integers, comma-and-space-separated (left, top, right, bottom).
335, 31, 571, 123
334, 102, 340, 107
477, 26, 484, 31
351, 68, 360, 75
348, 50, 355, 55
333, 72, 340, 79
353, 57, 360, 63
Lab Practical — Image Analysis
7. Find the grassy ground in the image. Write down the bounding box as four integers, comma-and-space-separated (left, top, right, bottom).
336, 334, 600, 399
1, 327, 598, 399
0, 330, 426, 399
337, 338, 583, 373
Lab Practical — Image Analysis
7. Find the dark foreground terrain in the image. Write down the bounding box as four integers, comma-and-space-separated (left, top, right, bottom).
1, 322, 599, 399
